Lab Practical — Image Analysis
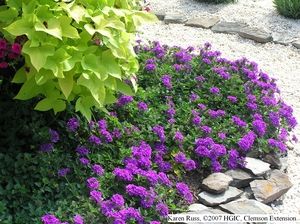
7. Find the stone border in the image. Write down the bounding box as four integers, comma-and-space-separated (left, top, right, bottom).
153, 11, 300, 49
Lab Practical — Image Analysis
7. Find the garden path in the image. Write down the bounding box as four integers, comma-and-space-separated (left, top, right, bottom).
138, 14, 300, 214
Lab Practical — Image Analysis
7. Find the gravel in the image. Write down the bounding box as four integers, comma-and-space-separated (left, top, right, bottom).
137, 4, 300, 214
148, 0, 300, 40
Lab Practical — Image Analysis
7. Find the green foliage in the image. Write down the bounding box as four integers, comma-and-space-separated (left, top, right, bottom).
274, 0, 300, 19
195, 0, 236, 4
1, 0, 156, 120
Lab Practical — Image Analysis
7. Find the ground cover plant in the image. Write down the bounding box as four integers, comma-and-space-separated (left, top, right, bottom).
274, 0, 300, 19
1, 41, 297, 224
195, 0, 236, 4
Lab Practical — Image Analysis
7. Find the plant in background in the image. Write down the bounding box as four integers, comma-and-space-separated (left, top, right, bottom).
0, 0, 156, 119
274, 0, 300, 19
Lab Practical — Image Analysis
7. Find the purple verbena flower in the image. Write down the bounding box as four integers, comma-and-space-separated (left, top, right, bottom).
86, 177, 99, 190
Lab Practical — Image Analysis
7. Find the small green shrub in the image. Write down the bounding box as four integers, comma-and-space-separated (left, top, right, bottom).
195, 0, 236, 4
0, 0, 156, 120
274, 0, 300, 19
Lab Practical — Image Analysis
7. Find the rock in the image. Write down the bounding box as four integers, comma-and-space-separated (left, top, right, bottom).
243, 157, 271, 176
219, 199, 273, 214
201, 172, 233, 193
250, 169, 292, 204
164, 14, 187, 24
152, 10, 166, 21
225, 169, 254, 188
293, 40, 300, 49
211, 22, 248, 34
198, 186, 243, 206
246, 150, 261, 158
280, 157, 288, 173
241, 186, 254, 199
272, 33, 294, 46
185, 16, 220, 29
262, 153, 282, 169
188, 203, 208, 212
238, 27, 272, 43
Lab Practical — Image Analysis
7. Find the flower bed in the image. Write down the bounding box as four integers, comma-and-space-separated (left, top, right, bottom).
1, 42, 297, 224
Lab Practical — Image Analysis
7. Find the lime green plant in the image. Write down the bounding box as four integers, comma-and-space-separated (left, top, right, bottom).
274, 0, 300, 19
0, 0, 156, 119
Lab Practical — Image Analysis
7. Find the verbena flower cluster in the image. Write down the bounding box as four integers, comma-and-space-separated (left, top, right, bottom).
0, 37, 23, 70
40, 41, 297, 223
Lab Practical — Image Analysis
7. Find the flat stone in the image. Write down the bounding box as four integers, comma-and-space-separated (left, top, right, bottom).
188, 203, 208, 212
238, 27, 272, 43
293, 40, 300, 49
243, 157, 271, 176
152, 10, 166, 21
273, 33, 294, 46
198, 186, 243, 206
219, 199, 273, 214
225, 169, 254, 188
250, 169, 292, 204
164, 14, 187, 24
201, 172, 233, 193
241, 186, 254, 199
262, 153, 282, 169
185, 16, 220, 29
211, 22, 248, 34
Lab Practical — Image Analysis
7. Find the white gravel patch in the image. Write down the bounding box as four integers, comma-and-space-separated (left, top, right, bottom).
148, 0, 300, 40
137, 22, 300, 214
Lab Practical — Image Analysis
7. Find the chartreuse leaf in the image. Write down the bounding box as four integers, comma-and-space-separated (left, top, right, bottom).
34, 98, 53, 111
22, 42, 55, 72
12, 67, 26, 84
68, 5, 86, 23
14, 77, 42, 100
58, 71, 74, 99
4, 16, 33, 37
116, 79, 133, 96
34, 18, 62, 40
35, 69, 53, 85
59, 16, 80, 39
0, 6, 18, 23
6, 0, 22, 9
102, 50, 121, 79
81, 54, 105, 79
75, 96, 94, 120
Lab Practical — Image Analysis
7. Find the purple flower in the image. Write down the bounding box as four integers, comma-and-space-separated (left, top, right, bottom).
150, 222, 161, 224
156, 202, 169, 217
269, 112, 280, 127
98, 119, 107, 130
73, 214, 84, 224
113, 168, 133, 182
92, 164, 104, 176
232, 116, 247, 128
137, 102, 148, 111
145, 63, 156, 72
158, 172, 172, 186
89, 135, 101, 145
117, 95, 133, 107
176, 182, 193, 203
40, 143, 54, 152
79, 157, 90, 166
86, 177, 99, 190
41, 214, 61, 224
111, 194, 125, 207
90, 190, 102, 204
211, 159, 222, 172
268, 139, 287, 152
174, 152, 186, 163
183, 160, 197, 171
174, 50, 192, 64
238, 131, 256, 152
67, 117, 79, 132
192, 116, 201, 126
252, 119, 267, 137
227, 149, 240, 169
227, 96, 237, 103
58, 168, 71, 177
152, 125, 165, 142
112, 128, 122, 139
201, 126, 212, 134
49, 129, 59, 143
174, 131, 184, 143
218, 132, 226, 140
126, 184, 147, 197
100, 129, 113, 143
210, 87, 220, 95
76, 146, 90, 156
161, 74, 172, 89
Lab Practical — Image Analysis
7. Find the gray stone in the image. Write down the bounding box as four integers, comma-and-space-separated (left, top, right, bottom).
201, 172, 233, 193
272, 33, 294, 46
250, 169, 292, 204
243, 157, 271, 176
262, 153, 282, 169
185, 16, 220, 29
153, 10, 166, 21
164, 14, 187, 24
292, 40, 300, 49
188, 203, 208, 212
211, 22, 248, 34
238, 27, 272, 43
280, 157, 288, 173
219, 199, 273, 214
225, 169, 254, 188
241, 186, 254, 199
198, 186, 243, 206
